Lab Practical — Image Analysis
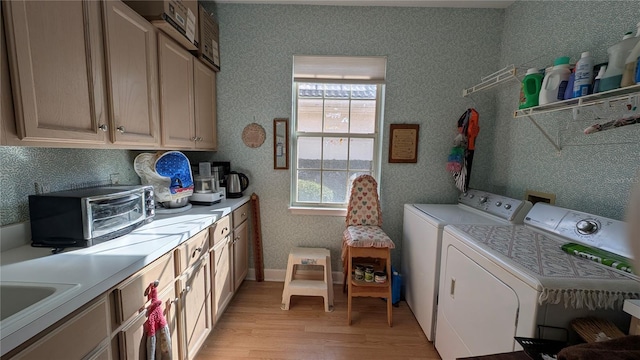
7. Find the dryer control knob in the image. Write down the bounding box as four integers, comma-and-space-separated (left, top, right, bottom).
479, 196, 488, 204
469, 194, 475, 199
577, 220, 598, 235
495, 201, 502, 207
504, 204, 512, 209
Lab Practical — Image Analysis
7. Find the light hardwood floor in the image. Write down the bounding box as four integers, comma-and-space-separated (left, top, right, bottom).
196, 280, 441, 360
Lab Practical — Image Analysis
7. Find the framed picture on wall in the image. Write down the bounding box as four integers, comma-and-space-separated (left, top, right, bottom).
389, 124, 419, 163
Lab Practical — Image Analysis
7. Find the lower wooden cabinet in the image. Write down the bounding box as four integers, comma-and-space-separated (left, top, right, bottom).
177, 255, 212, 360
5, 205, 250, 360
232, 219, 249, 292
111, 252, 175, 327
115, 282, 179, 360
211, 235, 233, 322
8, 296, 109, 360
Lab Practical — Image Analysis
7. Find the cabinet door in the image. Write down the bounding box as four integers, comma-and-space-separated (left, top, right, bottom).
193, 59, 218, 150
179, 257, 212, 360
112, 252, 175, 326
102, 0, 159, 147
117, 283, 179, 360
233, 220, 249, 292
212, 236, 233, 321
1, 4, 13, 144
158, 32, 195, 149
12, 297, 109, 360
3, 0, 107, 144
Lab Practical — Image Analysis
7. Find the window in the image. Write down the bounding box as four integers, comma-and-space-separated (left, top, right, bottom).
290, 56, 386, 214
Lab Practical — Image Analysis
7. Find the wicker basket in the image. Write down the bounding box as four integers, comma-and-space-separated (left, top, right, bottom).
570, 317, 625, 343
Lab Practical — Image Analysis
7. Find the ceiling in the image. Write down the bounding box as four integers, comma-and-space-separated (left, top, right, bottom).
213, 0, 515, 8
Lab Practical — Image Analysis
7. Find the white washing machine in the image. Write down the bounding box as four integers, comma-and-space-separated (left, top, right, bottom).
402, 189, 532, 341
435, 203, 640, 360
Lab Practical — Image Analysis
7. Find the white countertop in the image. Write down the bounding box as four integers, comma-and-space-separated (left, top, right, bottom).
0, 196, 250, 357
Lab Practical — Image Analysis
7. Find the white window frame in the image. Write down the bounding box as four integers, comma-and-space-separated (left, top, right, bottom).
289, 56, 386, 216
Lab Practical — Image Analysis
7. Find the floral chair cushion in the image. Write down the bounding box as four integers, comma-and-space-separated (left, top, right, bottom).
341, 225, 396, 267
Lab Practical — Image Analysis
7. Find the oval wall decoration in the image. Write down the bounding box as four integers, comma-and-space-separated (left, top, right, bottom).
242, 123, 266, 148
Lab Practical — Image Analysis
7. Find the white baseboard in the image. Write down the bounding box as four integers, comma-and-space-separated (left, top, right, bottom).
246, 268, 343, 284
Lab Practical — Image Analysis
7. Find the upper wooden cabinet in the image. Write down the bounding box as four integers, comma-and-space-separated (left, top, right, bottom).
2, 0, 109, 144
2, 0, 216, 150
158, 32, 218, 150
158, 31, 196, 148
194, 60, 218, 150
102, 0, 160, 147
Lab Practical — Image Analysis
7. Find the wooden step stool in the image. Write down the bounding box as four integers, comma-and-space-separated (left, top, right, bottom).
281, 247, 334, 312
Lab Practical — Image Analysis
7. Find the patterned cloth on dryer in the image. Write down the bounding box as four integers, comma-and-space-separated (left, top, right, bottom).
454, 224, 640, 310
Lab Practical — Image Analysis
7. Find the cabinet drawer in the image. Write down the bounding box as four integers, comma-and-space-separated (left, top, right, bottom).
175, 229, 209, 275
12, 297, 108, 360
209, 215, 230, 247
112, 251, 174, 325
232, 202, 250, 228
116, 284, 179, 360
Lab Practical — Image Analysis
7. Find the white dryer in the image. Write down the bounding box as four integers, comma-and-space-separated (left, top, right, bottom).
435, 203, 640, 360
402, 189, 532, 341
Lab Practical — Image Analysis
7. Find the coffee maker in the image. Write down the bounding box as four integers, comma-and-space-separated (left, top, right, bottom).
210, 161, 231, 190
189, 162, 224, 205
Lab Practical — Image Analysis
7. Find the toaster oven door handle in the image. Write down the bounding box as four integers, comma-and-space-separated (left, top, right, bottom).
93, 194, 139, 206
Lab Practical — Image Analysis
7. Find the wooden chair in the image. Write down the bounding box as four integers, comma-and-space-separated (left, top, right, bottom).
341, 174, 395, 326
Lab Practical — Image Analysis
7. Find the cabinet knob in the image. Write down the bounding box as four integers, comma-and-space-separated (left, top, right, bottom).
98, 124, 108, 132
170, 297, 179, 305
116, 126, 125, 133
186, 286, 191, 293
191, 136, 197, 141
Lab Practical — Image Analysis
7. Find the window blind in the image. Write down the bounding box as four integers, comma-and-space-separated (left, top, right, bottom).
293, 55, 387, 84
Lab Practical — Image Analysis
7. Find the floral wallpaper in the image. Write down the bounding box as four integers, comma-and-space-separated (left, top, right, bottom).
0, 147, 139, 225
478, 1, 640, 220
198, 3, 504, 271
3, 1, 637, 273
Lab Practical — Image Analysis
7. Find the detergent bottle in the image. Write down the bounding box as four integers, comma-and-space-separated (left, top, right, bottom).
519, 68, 544, 109
573, 51, 594, 97
539, 56, 571, 105
621, 24, 640, 87
600, 27, 640, 91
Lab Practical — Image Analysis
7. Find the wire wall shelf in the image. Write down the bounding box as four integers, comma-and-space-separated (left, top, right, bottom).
515, 85, 640, 151
514, 84, 640, 118
462, 64, 519, 97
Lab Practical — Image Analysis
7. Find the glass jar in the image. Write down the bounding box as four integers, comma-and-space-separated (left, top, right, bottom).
354, 265, 364, 281
364, 266, 375, 282
374, 271, 387, 284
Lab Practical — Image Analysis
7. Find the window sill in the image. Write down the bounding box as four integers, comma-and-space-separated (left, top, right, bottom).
288, 207, 347, 217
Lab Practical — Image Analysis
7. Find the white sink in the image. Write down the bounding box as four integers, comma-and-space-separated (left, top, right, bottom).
0, 282, 80, 329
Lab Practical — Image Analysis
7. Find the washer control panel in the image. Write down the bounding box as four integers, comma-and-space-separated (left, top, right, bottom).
525, 203, 630, 259
458, 189, 531, 222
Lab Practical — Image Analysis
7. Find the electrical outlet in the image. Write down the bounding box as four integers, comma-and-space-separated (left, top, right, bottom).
34, 182, 50, 194
110, 173, 120, 185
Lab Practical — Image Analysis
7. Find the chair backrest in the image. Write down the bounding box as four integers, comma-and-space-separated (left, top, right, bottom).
345, 174, 382, 227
